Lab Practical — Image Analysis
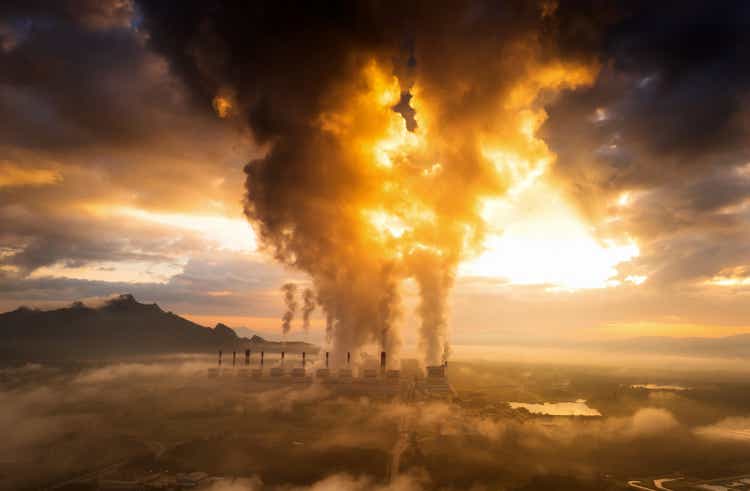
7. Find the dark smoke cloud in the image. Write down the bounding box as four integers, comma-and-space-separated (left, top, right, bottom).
140, 0, 602, 365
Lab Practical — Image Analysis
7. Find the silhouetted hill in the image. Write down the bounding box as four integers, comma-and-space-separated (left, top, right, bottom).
0, 294, 317, 361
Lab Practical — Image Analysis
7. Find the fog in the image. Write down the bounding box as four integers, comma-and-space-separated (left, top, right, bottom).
2, 354, 750, 490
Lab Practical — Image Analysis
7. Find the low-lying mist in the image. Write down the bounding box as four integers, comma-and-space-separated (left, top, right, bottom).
2, 355, 750, 490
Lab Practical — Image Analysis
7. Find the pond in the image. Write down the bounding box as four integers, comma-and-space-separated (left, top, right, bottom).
508, 399, 601, 416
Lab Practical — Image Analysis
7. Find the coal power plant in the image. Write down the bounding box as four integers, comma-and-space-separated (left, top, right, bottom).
206, 349, 455, 399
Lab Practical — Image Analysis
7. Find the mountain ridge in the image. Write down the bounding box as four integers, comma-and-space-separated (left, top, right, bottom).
0, 294, 317, 361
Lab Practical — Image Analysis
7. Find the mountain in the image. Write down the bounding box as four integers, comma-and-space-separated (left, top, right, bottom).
0, 294, 317, 361
231, 326, 256, 339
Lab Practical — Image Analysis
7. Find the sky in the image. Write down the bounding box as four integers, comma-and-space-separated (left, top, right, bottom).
1, 0, 749, 348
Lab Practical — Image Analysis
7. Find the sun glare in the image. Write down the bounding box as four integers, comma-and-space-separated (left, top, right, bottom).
460, 182, 640, 290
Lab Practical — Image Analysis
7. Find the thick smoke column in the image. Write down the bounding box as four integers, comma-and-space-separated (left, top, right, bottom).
280, 283, 298, 336
301, 288, 316, 335
141, 1, 600, 364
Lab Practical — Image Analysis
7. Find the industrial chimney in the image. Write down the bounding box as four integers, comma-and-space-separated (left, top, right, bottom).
380, 351, 386, 372
302, 351, 306, 367
218, 350, 222, 366
261, 351, 265, 367
245, 349, 250, 365
325, 351, 329, 368
232, 351, 236, 367
347, 351, 351, 365
281, 351, 285, 365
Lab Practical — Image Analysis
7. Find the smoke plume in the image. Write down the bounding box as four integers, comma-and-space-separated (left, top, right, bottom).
141, 1, 601, 364
280, 283, 298, 336
301, 288, 316, 335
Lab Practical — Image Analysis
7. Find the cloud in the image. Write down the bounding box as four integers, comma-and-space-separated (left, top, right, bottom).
0, 0, 258, 293
200, 473, 427, 491
542, 2, 750, 289
695, 417, 750, 442
1, 0, 749, 345
282, 472, 427, 491
0, 252, 297, 321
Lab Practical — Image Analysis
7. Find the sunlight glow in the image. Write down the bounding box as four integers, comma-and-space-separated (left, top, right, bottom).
29, 259, 185, 284
364, 209, 409, 238
617, 192, 631, 206
707, 276, 750, 286
705, 266, 750, 286
212, 95, 234, 118
0, 162, 61, 187
460, 232, 639, 290
117, 207, 257, 252
460, 182, 640, 290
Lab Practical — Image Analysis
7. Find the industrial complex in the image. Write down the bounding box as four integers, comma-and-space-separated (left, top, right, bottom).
207, 349, 456, 399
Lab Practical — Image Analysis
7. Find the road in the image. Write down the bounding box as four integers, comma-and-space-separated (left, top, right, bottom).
627, 478, 682, 491
628, 481, 656, 490
388, 379, 417, 483
389, 414, 411, 482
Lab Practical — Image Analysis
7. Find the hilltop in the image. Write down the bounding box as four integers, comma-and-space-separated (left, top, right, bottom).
0, 294, 317, 361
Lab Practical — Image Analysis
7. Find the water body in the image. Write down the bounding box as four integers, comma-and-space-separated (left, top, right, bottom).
631, 384, 689, 391
508, 399, 601, 416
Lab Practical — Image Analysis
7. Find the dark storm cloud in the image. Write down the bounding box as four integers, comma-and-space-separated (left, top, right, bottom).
0, 0, 161, 151
0, 0, 252, 208
547, 2, 750, 185
0, 0, 255, 300
543, 0, 750, 285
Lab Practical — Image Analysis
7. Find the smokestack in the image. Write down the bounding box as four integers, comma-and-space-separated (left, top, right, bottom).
302, 351, 306, 367
380, 351, 386, 372
347, 351, 351, 365
232, 351, 236, 367
325, 351, 329, 368
261, 351, 265, 367
245, 349, 250, 365
281, 351, 285, 365
218, 350, 222, 366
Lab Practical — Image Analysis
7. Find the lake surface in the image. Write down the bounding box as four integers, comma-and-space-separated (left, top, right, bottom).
508, 399, 601, 416
631, 384, 689, 391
